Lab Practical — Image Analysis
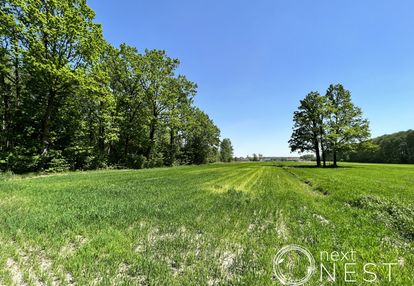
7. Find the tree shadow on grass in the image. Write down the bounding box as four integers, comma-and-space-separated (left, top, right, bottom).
289, 164, 354, 169
268, 163, 354, 169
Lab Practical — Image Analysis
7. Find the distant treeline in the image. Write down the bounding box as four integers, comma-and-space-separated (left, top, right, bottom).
344, 130, 414, 164
0, 1, 231, 173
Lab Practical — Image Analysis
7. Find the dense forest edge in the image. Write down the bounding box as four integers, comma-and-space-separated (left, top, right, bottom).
343, 130, 414, 164
0, 0, 234, 173
0, 1, 411, 174
298, 130, 414, 165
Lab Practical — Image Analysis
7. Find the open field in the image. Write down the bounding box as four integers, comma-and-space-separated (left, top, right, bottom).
0, 162, 413, 285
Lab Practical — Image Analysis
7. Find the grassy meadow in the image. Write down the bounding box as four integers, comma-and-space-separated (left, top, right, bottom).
0, 162, 413, 285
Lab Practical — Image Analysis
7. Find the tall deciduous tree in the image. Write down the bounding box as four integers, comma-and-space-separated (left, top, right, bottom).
290, 85, 370, 167
182, 107, 220, 165
68, 43, 118, 168
289, 91, 325, 167
0, 0, 223, 172
219, 138, 234, 162
0, 0, 23, 161
138, 49, 180, 162
163, 75, 196, 166
325, 84, 370, 167
16, 0, 105, 157
107, 44, 147, 164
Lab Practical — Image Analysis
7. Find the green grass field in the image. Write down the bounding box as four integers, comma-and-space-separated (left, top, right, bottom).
0, 162, 413, 285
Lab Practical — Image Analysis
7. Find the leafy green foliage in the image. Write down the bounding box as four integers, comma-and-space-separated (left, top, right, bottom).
290, 84, 370, 167
219, 138, 234, 162
345, 130, 414, 164
181, 108, 220, 165
325, 84, 370, 166
289, 91, 325, 166
0, 0, 222, 173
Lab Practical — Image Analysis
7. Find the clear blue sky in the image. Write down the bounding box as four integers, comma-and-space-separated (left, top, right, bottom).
89, 0, 414, 157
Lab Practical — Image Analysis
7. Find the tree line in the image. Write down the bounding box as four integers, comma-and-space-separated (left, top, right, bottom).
0, 0, 232, 173
289, 84, 370, 167
344, 130, 414, 164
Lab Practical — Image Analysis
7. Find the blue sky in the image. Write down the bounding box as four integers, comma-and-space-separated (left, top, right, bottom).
88, 0, 414, 157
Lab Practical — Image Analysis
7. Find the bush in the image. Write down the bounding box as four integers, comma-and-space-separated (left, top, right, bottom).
2, 147, 41, 173
145, 154, 164, 168
126, 154, 146, 169
45, 150, 70, 173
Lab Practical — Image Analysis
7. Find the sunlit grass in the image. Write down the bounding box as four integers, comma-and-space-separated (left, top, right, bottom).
0, 162, 413, 285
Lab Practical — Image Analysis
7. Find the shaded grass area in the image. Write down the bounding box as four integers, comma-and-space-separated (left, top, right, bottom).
0, 162, 413, 285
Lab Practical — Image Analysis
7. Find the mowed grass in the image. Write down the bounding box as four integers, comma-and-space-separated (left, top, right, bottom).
0, 162, 413, 285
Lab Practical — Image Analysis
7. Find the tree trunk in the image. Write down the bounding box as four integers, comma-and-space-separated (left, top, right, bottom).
3, 92, 9, 149
167, 128, 176, 166
3, 37, 21, 151
319, 126, 326, 167
321, 139, 326, 167
145, 119, 156, 159
314, 138, 321, 167
14, 39, 20, 102
98, 101, 107, 156
124, 135, 130, 159
333, 149, 337, 167
41, 88, 56, 156
124, 108, 138, 160
98, 122, 105, 155
322, 147, 326, 167
1, 74, 10, 150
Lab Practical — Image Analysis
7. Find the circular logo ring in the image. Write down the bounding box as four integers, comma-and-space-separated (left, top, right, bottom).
273, 244, 315, 286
